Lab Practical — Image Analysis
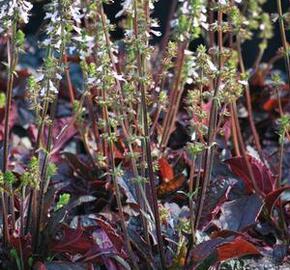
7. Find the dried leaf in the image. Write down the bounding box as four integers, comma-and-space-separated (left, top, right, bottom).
157, 174, 186, 197
158, 157, 174, 183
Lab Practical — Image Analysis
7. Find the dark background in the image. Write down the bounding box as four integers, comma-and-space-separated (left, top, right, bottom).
24, 0, 289, 69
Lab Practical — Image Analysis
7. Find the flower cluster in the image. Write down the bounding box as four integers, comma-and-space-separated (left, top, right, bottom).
174, 0, 208, 41
27, 0, 73, 109
0, 0, 33, 34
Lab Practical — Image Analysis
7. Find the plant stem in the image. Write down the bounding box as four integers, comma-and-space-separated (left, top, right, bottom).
276, 0, 290, 87
101, 86, 139, 270
3, 21, 17, 173
188, 159, 196, 242
64, 54, 75, 104
237, 36, 264, 161
231, 102, 262, 195
26, 48, 54, 236
35, 18, 67, 251
132, 1, 166, 268
195, 9, 223, 230
160, 42, 187, 149
2, 19, 17, 247
230, 104, 241, 156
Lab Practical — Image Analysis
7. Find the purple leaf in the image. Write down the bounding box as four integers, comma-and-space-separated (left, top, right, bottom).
215, 194, 263, 231
227, 155, 276, 195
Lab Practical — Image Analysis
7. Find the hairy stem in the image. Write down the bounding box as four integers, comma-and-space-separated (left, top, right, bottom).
276, 0, 290, 87
133, 1, 166, 268
195, 9, 223, 230
2, 19, 17, 247
237, 36, 264, 161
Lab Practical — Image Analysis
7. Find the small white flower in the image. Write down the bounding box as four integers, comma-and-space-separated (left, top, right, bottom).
112, 71, 126, 82
115, 0, 133, 18
17, 0, 33, 23
219, 0, 241, 5
150, 29, 162, 37
206, 58, 217, 72
72, 25, 82, 35
238, 80, 248, 86
40, 80, 58, 96
0, 0, 32, 32
49, 80, 58, 94
151, 21, 160, 28
55, 26, 62, 36
186, 77, 194, 84
184, 50, 193, 56
218, 0, 227, 5
35, 73, 44, 82
87, 77, 96, 85
56, 73, 62, 80
53, 39, 61, 49
42, 38, 51, 46
70, 5, 83, 23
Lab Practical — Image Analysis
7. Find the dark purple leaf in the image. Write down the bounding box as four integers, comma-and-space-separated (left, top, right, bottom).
34, 262, 88, 270
215, 194, 263, 231
272, 244, 288, 264
190, 238, 227, 263
227, 155, 276, 195
264, 186, 290, 213
198, 177, 234, 229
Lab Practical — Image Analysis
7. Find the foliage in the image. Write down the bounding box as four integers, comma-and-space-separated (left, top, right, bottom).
0, 0, 290, 269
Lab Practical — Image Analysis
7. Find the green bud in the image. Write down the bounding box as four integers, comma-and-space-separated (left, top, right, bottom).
47, 163, 57, 178
16, 30, 25, 48
0, 92, 6, 108
56, 193, 71, 210
4, 171, 16, 185
186, 142, 205, 159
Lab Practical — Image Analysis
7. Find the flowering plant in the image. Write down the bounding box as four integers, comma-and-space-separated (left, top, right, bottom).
0, 0, 289, 269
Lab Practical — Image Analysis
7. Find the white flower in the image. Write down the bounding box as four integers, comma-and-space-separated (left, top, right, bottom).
219, 0, 241, 5
35, 73, 44, 82
115, 0, 133, 18
56, 73, 62, 80
218, 0, 227, 5
238, 80, 248, 86
184, 50, 193, 56
18, 0, 33, 23
42, 38, 51, 46
124, 29, 134, 38
70, 4, 83, 24
186, 77, 194, 84
87, 77, 96, 85
0, 0, 32, 32
40, 80, 58, 97
44, 11, 59, 23
151, 21, 160, 28
206, 58, 217, 72
112, 71, 126, 82
72, 25, 82, 35
150, 29, 162, 37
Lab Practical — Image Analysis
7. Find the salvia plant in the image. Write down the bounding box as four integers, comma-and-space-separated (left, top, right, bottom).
0, 0, 290, 269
